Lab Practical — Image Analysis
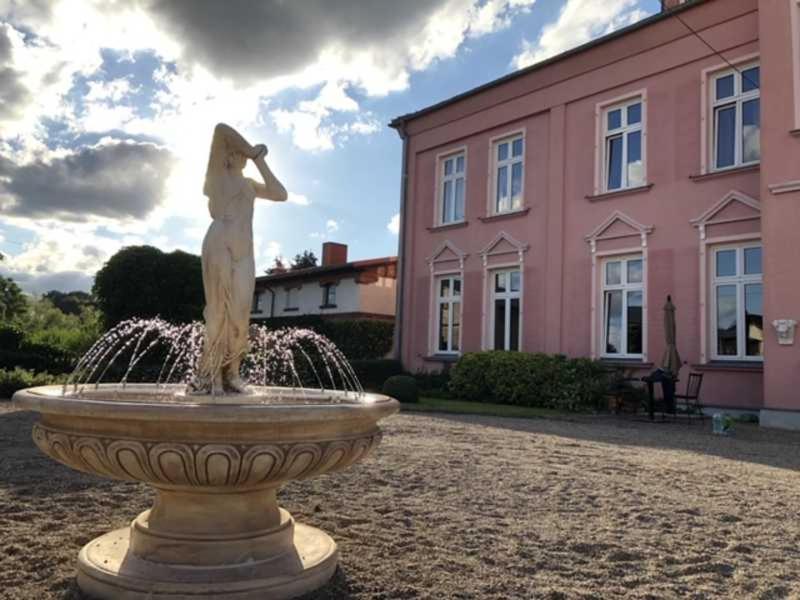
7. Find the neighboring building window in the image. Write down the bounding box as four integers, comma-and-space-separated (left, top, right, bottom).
251, 291, 262, 313
711, 244, 763, 360
435, 275, 461, 353
492, 135, 524, 214
285, 287, 298, 310
439, 152, 465, 225
711, 64, 760, 170
491, 269, 521, 351
322, 283, 337, 307
601, 256, 644, 357
603, 98, 644, 191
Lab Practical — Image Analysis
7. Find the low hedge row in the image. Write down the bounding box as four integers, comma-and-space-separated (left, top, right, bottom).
449, 351, 609, 411
0, 368, 67, 399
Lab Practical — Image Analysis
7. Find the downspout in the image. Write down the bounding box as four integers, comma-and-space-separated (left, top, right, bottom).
391, 120, 409, 364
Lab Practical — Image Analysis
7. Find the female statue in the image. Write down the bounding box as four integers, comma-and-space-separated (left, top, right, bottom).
191, 123, 287, 394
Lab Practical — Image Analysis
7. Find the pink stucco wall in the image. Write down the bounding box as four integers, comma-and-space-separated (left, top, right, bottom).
397, 0, 799, 413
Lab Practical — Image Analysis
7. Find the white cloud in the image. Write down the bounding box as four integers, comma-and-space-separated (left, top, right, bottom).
287, 192, 310, 206
387, 213, 400, 235
513, 0, 650, 69
326, 219, 339, 233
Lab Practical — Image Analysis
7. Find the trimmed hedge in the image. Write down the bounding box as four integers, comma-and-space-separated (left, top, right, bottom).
382, 375, 419, 404
0, 368, 66, 399
449, 351, 609, 411
254, 316, 394, 361
350, 359, 403, 391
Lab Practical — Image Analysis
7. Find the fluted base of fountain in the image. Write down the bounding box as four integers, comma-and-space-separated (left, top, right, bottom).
77, 517, 338, 600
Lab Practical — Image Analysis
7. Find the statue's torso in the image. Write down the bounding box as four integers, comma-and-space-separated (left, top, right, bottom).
205, 173, 255, 262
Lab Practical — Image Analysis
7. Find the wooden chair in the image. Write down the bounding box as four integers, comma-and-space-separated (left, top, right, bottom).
674, 372, 704, 422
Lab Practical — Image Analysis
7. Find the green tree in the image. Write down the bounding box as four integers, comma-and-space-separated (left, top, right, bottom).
0, 275, 27, 322
265, 256, 287, 275
17, 297, 102, 359
42, 290, 93, 316
93, 245, 204, 327
291, 250, 318, 270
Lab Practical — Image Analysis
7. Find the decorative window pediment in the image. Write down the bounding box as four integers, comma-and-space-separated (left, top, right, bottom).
427, 240, 468, 269
584, 210, 654, 252
479, 231, 529, 264
690, 190, 760, 239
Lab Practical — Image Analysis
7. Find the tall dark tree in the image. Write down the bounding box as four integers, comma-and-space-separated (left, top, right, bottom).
43, 290, 93, 316
0, 275, 26, 322
93, 245, 204, 327
291, 250, 318, 270
265, 256, 287, 275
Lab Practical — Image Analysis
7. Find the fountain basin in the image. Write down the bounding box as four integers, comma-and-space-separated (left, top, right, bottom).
13, 384, 399, 600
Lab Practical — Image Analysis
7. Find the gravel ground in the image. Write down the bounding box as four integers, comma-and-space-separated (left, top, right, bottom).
2, 403, 800, 599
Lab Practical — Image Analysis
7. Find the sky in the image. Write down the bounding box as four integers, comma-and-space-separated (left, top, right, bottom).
0, 0, 660, 295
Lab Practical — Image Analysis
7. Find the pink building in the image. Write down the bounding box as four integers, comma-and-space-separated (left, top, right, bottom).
391, 0, 800, 428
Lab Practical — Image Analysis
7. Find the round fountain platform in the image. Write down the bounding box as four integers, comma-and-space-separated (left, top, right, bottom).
13, 384, 399, 600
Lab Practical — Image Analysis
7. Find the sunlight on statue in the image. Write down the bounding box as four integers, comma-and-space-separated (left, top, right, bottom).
190, 123, 288, 395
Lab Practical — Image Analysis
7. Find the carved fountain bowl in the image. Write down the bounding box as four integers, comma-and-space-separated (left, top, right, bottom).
13, 384, 398, 489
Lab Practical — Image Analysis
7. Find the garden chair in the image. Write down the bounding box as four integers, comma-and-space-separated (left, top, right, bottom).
674, 372, 704, 422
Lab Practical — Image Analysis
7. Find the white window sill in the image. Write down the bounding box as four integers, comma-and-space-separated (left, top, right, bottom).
691, 163, 760, 181
479, 207, 530, 223
427, 221, 468, 232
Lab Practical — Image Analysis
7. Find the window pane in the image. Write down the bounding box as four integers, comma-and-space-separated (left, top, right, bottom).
627, 290, 643, 355
716, 285, 738, 356
607, 135, 623, 190
744, 247, 762, 275
606, 261, 621, 285
605, 290, 623, 354
442, 180, 453, 223
741, 66, 759, 93
745, 283, 763, 357
716, 74, 735, 100
452, 302, 461, 351
496, 165, 508, 212
627, 102, 641, 125
741, 98, 760, 163
439, 303, 450, 351
509, 298, 520, 351
453, 278, 461, 296
329, 286, 336, 304
509, 270, 521, 292
440, 278, 450, 297
715, 105, 736, 168
512, 138, 523, 157
495, 272, 506, 293
716, 250, 736, 277
627, 259, 643, 284
498, 142, 508, 162
444, 158, 453, 176
626, 130, 643, 187
510, 162, 523, 210
494, 299, 506, 350
607, 108, 622, 130
454, 177, 465, 221
455, 155, 465, 173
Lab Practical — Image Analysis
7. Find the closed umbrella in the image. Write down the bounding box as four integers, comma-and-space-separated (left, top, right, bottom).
661, 295, 681, 376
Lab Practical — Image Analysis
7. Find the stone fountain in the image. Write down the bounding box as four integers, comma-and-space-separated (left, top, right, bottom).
12, 124, 399, 600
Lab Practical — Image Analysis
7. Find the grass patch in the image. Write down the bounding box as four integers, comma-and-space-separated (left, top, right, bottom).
401, 397, 574, 420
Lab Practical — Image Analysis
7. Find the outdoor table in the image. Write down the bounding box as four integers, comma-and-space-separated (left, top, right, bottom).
641, 369, 677, 420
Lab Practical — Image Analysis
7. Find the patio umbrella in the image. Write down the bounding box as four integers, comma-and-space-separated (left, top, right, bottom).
660, 295, 682, 376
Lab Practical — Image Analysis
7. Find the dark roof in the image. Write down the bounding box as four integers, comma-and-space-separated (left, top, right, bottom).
255, 256, 397, 285
389, 0, 708, 128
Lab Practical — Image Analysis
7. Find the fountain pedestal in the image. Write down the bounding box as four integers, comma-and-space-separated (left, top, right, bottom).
14, 385, 398, 600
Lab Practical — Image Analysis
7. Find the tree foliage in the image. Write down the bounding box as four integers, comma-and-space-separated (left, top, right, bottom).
0, 275, 27, 322
93, 245, 204, 327
42, 290, 93, 316
265, 256, 287, 275
15, 297, 102, 359
291, 250, 318, 270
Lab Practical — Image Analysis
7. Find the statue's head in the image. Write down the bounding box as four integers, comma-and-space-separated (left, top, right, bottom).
226, 150, 247, 172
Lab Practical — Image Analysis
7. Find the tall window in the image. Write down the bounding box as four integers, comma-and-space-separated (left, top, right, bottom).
711, 244, 763, 360
492, 135, 524, 214
603, 98, 644, 191
439, 153, 465, 225
251, 292, 263, 313
491, 269, 521, 351
322, 283, 337, 307
712, 64, 760, 170
602, 256, 643, 357
285, 287, 298, 310
435, 275, 461, 353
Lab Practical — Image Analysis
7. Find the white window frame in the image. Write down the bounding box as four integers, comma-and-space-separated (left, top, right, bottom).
285, 287, 299, 310
600, 255, 645, 359
322, 283, 337, 307
710, 243, 764, 362
709, 62, 761, 171
436, 149, 467, 226
251, 291, 263, 314
434, 274, 462, 354
490, 267, 522, 351
601, 97, 645, 192
488, 130, 525, 216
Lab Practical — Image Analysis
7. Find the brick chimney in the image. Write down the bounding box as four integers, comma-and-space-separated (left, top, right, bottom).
661, 0, 686, 10
321, 242, 348, 267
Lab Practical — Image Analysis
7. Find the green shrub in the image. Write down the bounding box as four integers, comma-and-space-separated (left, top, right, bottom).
349, 359, 403, 390
449, 351, 610, 411
382, 374, 418, 404
0, 325, 23, 351
0, 368, 64, 399
414, 370, 452, 399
